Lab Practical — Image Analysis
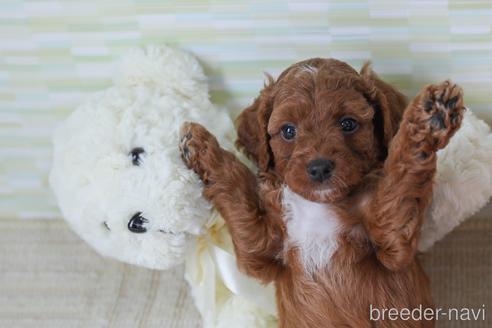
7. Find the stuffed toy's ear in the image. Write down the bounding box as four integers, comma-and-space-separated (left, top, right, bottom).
114, 45, 209, 99
235, 76, 275, 172
360, 63, 408, 157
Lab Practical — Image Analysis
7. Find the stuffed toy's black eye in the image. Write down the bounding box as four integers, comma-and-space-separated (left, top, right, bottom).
281, 124, 297, 141
103, 221, 111, 231
130, 147, 145, 166
340, 118, 358, 133
128, 212, 148, 233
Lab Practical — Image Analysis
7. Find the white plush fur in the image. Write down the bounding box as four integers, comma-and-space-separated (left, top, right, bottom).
419, 110, 492, 251
50, 46, 234, 270
282, 187, 341, 274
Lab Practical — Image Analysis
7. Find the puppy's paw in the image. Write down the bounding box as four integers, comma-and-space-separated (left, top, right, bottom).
411, 80, 465, 151
179, 122, 222, 184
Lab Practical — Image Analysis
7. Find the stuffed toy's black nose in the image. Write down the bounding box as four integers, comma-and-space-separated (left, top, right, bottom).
307, 159, 334, 183
128, 212, 148, 233
130, 147, 145, 166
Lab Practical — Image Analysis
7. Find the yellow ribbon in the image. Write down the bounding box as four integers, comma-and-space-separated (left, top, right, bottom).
185, 211, 278, 327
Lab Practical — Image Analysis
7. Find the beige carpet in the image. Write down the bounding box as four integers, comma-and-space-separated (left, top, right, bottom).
0, 219, 201, 328
421, 208, 492, 328
1, 207, 490, 328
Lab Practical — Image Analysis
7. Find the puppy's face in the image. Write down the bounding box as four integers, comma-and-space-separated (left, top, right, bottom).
268, 85, 378, 202
236, 58, 405, 203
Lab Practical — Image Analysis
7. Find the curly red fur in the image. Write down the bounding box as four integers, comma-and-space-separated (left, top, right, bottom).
180, 58, 465, 328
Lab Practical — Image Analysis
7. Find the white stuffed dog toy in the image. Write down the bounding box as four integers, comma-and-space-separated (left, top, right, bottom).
50, 45, 492, 328
50, 46, 235, 270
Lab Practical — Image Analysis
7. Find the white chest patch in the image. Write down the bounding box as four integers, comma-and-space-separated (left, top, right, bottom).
282, 187, 342, 274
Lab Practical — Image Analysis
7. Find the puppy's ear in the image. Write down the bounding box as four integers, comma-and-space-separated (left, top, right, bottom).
235, 75, 275, 172
360, 63, 407, 157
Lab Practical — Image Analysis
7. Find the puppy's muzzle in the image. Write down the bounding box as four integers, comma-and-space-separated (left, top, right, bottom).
307, 158, 334, 183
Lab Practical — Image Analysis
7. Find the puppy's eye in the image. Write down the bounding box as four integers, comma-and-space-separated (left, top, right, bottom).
281, 124, 297, 141
340, 118, 358, 133
130, 147, 145, 166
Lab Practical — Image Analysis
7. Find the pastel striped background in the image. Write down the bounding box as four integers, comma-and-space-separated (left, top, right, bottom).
1, 0, 491, 220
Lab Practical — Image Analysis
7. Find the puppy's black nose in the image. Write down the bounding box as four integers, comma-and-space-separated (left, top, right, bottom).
307, 159, 334, 183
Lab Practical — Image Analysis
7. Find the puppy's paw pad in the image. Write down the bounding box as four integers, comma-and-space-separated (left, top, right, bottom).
418, 80, 465, 149
179, 131, 193, 162
179, 123, 196, 166
179, 122, 221, 182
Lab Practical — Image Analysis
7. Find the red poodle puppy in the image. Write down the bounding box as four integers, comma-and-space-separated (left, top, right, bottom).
180, 58, 465, 328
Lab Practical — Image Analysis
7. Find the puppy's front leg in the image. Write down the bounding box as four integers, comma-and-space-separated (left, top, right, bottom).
367, 81, 465, 271
179, 122, 284, 282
